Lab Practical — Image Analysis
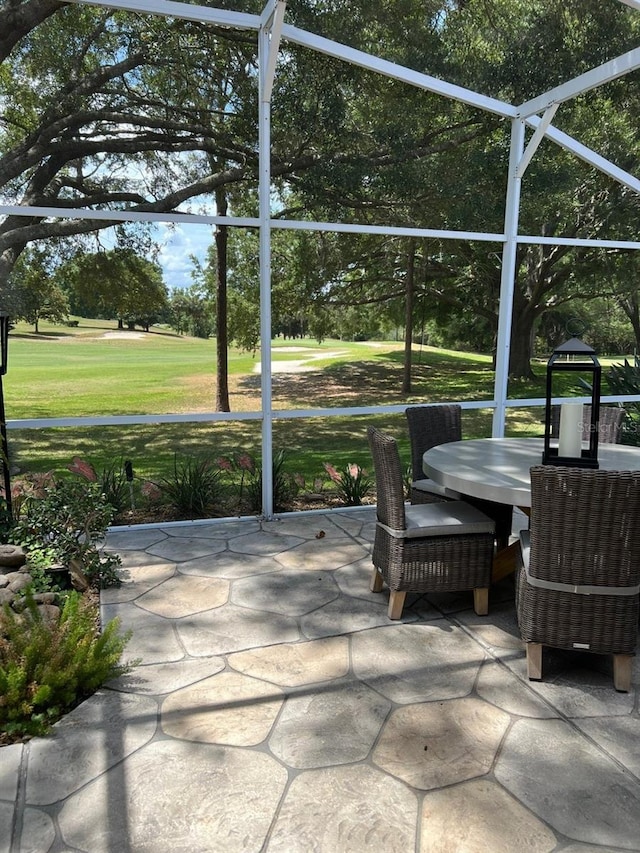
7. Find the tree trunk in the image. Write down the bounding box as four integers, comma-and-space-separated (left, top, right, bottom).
402, 239, 416, 394
618, 293, 640, 353
215, 187, 230, 413
508, 305, 537, 380
0, 245, 22, 313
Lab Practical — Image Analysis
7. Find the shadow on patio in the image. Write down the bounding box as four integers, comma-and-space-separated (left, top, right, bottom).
3, 508, 640, 852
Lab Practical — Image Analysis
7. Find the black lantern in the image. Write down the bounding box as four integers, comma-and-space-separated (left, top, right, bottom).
542, 338, 601, 469
0, 313, 11, 518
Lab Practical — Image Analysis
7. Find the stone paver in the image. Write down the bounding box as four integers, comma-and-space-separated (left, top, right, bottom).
162, 671, 284, 745
228, 530, 303, 556
266, 765, 418, 853
495, 717, 640, 849
232, 570, 339, 615
57, 740, 287, 853
146, 535, 227, 562
20, 809, 56, 853
274, 537, 370, 571
269, 680, 391, 767
99, 561, 176, 604
352, 623, 485, 703
0, 802, 15, 853
4, 510, 640, 853
228, 636, 350, 686
179, 551, 280, 579
574, 716, 640, 777
101, 601, 186, 663
476, 660, 557, 718
136, 573, 229, 617
300, 594, 399, 639
110, 656, 225, 695
177, 601, 300, 655
103, 528, 168, 550
26, 691, 157, 804
420, 779, 557, 852
0, 743, 22, 801
373, 697, 511, 789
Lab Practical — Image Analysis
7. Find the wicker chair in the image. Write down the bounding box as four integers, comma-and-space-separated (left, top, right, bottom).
367, 426, 496, 619
517, 465, 640, 692
549, 404, 625, 444
406, 405, 513, 549
405, 405, 462, 504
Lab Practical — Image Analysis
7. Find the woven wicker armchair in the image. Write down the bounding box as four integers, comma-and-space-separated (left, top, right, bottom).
549, 404, 625, 444
367, 426, 495, 619
406, 405, 513, 549
517, 465, 640, 692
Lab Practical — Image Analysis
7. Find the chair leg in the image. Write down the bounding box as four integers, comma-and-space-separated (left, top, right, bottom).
526, 643, 543, 681
613, 654, 633, 692
370, 566, 384, 593
388, 590, 407, 620
473, 587, 489, 616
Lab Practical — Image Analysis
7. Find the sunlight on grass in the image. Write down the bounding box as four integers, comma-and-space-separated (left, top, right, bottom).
6, 318, 624, 486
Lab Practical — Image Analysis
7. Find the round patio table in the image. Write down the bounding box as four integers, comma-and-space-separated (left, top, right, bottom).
423, 436, 640, 510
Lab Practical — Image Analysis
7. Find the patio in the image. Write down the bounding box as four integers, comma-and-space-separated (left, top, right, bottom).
2, 508, 640, 852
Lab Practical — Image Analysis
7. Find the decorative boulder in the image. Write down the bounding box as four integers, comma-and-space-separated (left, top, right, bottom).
0, 545, 27, 569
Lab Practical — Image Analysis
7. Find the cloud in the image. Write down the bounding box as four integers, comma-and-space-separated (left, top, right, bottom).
156, 223, 214, 289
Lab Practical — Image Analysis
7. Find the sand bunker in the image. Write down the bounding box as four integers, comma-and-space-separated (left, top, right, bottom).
254, 350, 348, 373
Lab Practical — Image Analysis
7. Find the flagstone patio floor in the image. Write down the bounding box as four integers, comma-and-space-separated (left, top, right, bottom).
2, 508, 640, 852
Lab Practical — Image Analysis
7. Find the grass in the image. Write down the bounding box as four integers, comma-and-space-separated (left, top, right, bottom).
5, 317, 624, 498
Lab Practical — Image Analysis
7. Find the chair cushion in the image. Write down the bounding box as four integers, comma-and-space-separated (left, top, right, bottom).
411, 479, 461, 500
380, 500, 496, 539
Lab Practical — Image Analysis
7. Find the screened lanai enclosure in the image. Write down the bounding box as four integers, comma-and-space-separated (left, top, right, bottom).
1, 0, 639, 519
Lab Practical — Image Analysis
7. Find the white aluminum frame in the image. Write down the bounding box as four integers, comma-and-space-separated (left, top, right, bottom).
2, 0, 639, 518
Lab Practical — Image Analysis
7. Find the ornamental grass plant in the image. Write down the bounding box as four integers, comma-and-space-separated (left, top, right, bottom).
155, 454, 226, 518
323, 461, 373, 506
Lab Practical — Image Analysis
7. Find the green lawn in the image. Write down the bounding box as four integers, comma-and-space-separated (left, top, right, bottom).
5, 318, 624, 500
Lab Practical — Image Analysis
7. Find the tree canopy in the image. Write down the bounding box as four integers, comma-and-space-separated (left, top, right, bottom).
1, 0, 639, 387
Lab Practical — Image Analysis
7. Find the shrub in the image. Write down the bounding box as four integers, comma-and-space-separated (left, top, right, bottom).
157, 455, 225, 517
0, 590, 133, 742
8, 477, 122, 589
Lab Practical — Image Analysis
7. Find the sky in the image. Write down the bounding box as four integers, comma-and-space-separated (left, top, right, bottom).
155, 222, 214, 290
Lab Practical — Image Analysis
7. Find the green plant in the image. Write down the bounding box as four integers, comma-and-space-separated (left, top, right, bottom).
8, 477, 122, 588
323, 462, 373, 506
157, 455, 225, 517
24, 546, 65, 595
605, 358, 640, 445
403, 463, 413, 499
100, 460, 130, 513
244, 450, 298, 513
0, 590, 133, 742
68, 456, 130, 513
